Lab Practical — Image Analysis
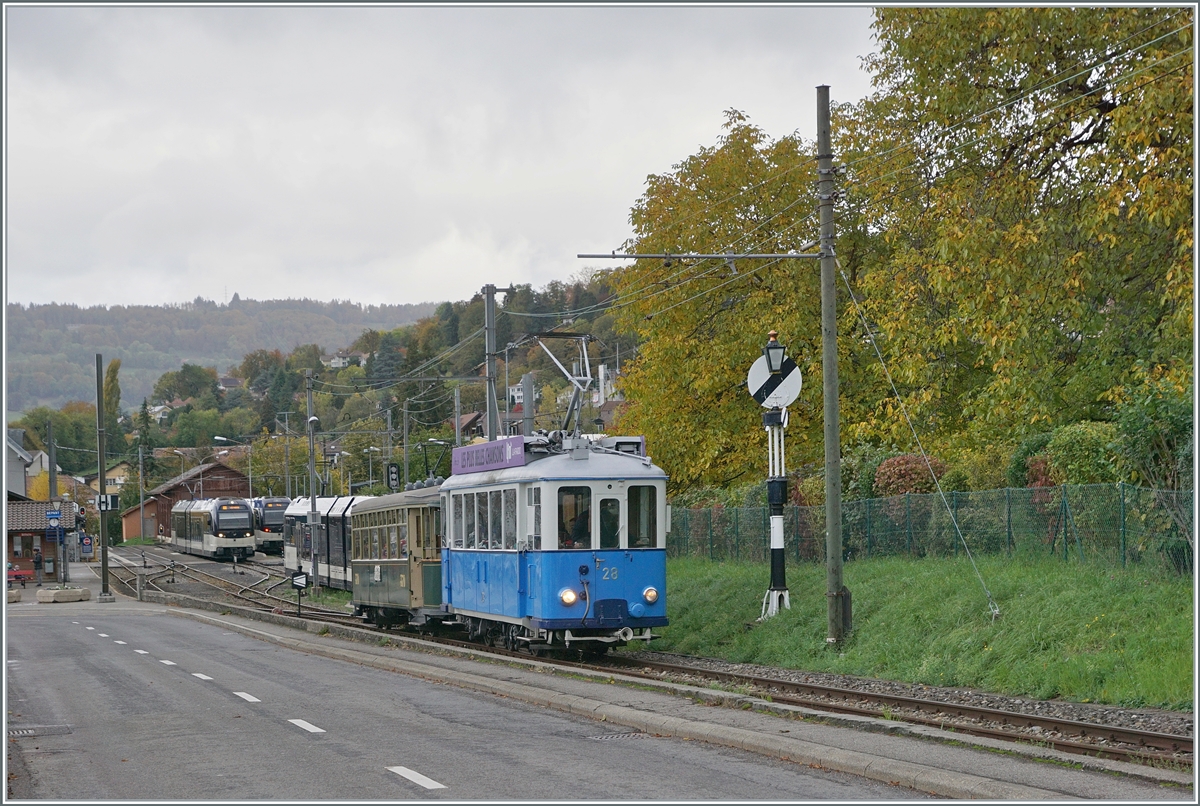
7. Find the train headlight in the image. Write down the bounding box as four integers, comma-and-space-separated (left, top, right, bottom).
218, 532, 225, 538
642, 586, 659, 604
559, 588, 579, 606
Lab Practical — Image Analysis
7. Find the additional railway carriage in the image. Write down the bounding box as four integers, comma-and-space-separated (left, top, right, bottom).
283, 496, 370, 590
350, 485, 445, 629
169, 498, 256, 560
438, 433, 669, 653
250, 497, 290, 555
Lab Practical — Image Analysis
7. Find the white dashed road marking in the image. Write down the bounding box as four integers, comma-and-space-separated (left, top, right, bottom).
86, 627, 95, 631
114, 641, 126, 645
233, 692, 260, 702
160, 660, 177, 666
193, 673, 213, 681
135, 650, 149, 655
98, 634, 109, 637
288, 719, 325, 733
387, 767, 447, 790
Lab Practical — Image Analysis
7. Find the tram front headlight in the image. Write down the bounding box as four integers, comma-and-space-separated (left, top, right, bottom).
559, 588, 579, 606
642, 586, 659, 604
218, 532, 225, 538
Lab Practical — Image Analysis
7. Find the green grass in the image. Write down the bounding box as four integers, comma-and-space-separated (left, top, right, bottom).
643, 556, 1193, 710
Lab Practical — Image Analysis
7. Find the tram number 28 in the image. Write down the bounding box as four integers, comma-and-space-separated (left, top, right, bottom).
601, 567, 618, 580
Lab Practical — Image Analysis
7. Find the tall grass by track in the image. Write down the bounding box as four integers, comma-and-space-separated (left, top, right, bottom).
646, 556, 1194, 711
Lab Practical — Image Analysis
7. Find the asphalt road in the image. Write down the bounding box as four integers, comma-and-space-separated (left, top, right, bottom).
7, 610, 926, 800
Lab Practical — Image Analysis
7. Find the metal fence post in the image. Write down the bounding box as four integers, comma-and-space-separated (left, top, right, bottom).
951, 491, 958, 556
1005, 487, 1013, 552
1119, 482, 1126, 567
708, 509, 714, 561
905, 493, 912, 555
865, 498, 872, 558
733, 507, 740, 561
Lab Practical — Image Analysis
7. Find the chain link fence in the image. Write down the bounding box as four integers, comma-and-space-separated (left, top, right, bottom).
668, 483, 1194, 575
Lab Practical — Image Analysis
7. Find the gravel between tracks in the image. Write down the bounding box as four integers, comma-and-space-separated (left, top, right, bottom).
619, 648, 1193, 743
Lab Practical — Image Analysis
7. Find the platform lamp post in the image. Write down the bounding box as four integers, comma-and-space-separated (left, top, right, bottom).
747, 331, 802, 620
363, 446, 381, 489
214, 435, 252, 498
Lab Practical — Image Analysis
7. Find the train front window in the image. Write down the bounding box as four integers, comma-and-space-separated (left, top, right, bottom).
488, 490, 502, 549
629, 485, 657, 547
600, 498, 620, 549
558, 487, 591, 549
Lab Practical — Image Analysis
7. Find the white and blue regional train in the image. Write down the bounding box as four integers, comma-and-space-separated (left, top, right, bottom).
250, 496, 290, 555
169, 498, 256, 560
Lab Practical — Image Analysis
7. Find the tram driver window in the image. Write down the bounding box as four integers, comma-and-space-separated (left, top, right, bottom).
558, 487, 591, 549
629, 485, 657, 547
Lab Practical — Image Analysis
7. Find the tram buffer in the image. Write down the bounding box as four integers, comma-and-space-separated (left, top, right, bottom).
747, 331, 803, 619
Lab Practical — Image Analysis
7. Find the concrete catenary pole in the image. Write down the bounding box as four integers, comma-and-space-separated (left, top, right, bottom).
305, 370, 320, 596
484, 283, 500, 441
454, 387, 462, 446
522, 373, 535, 436
818, 85, 847, 643
95, 355, 113, 601
403, 400, 410, 485
48, 420, 63, 584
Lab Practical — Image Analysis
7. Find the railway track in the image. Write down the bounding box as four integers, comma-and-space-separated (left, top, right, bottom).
104, 549, 1192, 769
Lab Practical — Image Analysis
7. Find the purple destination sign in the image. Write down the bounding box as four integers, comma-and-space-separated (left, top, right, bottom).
452, 435, 526, 475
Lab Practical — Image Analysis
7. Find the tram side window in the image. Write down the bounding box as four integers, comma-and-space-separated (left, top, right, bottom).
478, 493, 491, 550
486, 490, 500, 549
529, 487, 542, 550
453, 495, 464, 548
558, 486, 591, 549
398, 509, 408, 556
629, 485, 657, 547
503, 489, 517, 550
464, 493, 476, 549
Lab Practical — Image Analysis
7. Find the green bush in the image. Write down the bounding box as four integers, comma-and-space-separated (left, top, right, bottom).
1006, 432, 1052, 488
1045, 422, 1119, 484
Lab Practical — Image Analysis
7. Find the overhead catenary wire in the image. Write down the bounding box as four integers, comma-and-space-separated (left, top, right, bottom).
835, 257, 1001, 621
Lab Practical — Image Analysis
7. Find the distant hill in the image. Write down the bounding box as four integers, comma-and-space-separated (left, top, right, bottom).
5, 296, 439, 415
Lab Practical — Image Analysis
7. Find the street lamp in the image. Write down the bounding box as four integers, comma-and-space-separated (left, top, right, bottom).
363, 446, 381, 488
215, 435, 252, 498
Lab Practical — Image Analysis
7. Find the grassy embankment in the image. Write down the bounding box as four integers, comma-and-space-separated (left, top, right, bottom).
647, 556, 1193, 711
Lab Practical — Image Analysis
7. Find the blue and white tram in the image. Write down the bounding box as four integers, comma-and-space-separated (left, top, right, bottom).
283, 496, 370, 590
439, 433, 669, 653
249, 497, 290, 555
169, 498, 256, 560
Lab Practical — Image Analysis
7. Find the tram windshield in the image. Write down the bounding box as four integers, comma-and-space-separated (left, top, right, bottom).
628, 485, 657, 547
558, 487, 591, 549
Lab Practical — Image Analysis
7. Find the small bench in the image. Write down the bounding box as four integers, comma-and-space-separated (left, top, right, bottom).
8, 568, 34, 588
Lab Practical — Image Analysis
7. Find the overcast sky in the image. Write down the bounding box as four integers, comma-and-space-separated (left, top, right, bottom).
5, 4, 877, 309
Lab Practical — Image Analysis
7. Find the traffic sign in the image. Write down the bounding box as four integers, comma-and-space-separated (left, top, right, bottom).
81, 535, 94, 556
46, 510, 61, 519
386, 462, 401, 490
291, 571, 309, 590
747, 355, 802, 408
97, 494, 119, 511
